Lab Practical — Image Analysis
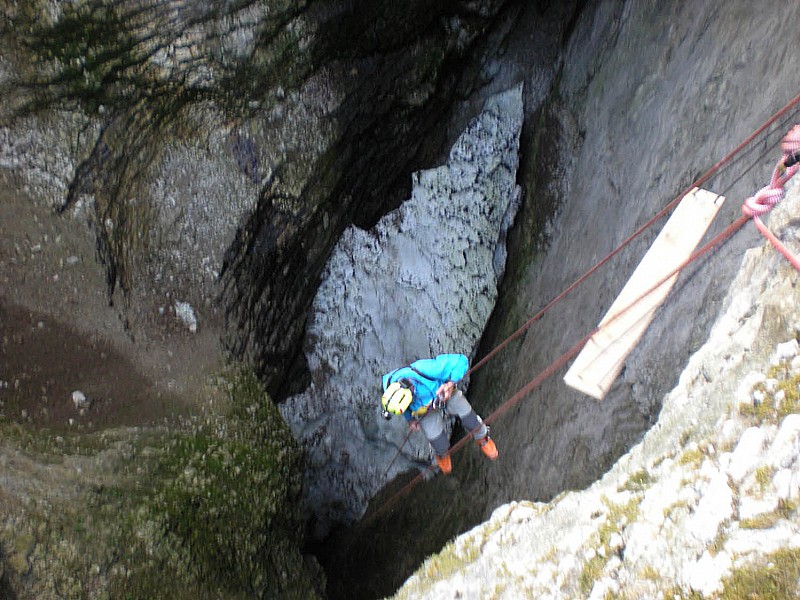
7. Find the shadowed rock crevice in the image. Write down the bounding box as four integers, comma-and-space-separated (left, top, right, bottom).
277, 84, 524, 540
2, 0, 527, 399
217, 0, 525, 398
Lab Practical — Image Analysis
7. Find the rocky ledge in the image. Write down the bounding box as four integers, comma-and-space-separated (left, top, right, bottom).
393, 182, 800, 598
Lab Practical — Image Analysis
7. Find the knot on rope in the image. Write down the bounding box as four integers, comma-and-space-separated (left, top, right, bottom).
742, 125, 800, 218
742, 124, 800, 272
742, 184, 785, 217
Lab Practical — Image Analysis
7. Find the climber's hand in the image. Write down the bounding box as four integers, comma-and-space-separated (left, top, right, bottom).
436, 381, 455, 402
409, 420, 421, 432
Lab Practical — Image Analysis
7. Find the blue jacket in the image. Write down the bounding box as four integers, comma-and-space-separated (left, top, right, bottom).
382, 354, 469, 420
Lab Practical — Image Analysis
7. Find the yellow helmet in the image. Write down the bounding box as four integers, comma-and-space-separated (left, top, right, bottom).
381, 381, 413, 417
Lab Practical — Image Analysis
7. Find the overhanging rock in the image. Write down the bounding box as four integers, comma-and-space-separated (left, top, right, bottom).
280, 84, 524, 538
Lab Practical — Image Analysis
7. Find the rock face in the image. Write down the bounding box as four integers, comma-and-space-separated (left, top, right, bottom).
5, 1, 800, 598
392, 182, 800, 599
0, 0, 520, 399
472, 0, 800, 516
319, 2, 800, 598
280, 85, 523, 536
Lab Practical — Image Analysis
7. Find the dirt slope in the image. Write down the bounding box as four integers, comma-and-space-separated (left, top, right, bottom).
0, 172, 223, 432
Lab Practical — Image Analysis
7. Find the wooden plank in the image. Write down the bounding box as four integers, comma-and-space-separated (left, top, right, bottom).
564, 187, 725, 400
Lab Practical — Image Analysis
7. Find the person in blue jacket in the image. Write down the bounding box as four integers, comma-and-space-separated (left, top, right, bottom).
381, 353, 498, 474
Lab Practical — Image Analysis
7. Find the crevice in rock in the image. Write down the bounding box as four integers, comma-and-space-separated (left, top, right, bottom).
218, 1, 522, 399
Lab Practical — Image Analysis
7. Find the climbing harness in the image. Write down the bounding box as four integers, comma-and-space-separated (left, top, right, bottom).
381, 365, 454, 471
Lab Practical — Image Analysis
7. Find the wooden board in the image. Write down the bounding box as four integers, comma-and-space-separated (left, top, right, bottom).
564, 187, 725, 400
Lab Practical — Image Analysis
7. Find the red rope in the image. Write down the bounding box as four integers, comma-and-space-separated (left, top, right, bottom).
367, 96, 800, 523
468, 91, 800, 377
479, 214, 749, 427
382, 427, 413, 479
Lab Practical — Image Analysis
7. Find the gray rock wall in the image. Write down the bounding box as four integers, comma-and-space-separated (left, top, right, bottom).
393, 179, 800, 599
319, 2, 800, 597
0, 0, 521, 398
472, 0, 800, 513
280, 85, 523, 536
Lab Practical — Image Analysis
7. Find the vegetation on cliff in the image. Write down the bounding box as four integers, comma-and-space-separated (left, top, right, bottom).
0, 367, 323, 599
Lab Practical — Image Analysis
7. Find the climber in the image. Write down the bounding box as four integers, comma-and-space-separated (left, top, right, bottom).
380, 353, 498, 475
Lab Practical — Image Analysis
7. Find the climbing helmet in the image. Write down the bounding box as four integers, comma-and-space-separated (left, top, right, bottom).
381, 380, 413, 417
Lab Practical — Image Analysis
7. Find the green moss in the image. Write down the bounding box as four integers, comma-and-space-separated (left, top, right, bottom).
678, 447, 704, 467
740, 512, 781, 530
662, 587, 704, 600
6, 531, 34, 576
1, 366, 322, 600
418, 517, 503, 582
152, 434, 295, 587
738, 397, 780, 423
112, 366, 320, 599
640, 565, 659, 581
776, 498, 797, 519
739, 365, 800, 425
719, 548, 800, 599
490, 581, 508, 599
619, 469, 653, 492
541, 546, 558, 563
403, 517, 507, 598
578, 497, 640, 596
774, 376, 800, 419
21, 1, 142, 114
579, 553, 606, 596
754, 466, 775, 494
0, 422, 117, 458
419, 540, 477, 582
707, 524, 729, 556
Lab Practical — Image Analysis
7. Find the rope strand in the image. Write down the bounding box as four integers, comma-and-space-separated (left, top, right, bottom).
367, 96, 800, 523
468, 92, 800, 377
742, 125, 800, 271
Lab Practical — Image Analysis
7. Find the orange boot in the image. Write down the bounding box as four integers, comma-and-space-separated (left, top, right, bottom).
435, 453, 452, 475
476, 434, 498, 460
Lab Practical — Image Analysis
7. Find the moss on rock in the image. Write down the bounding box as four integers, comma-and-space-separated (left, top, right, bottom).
0, 366, 324, 600
111, 366, 323, 599
719, 547, 800, 599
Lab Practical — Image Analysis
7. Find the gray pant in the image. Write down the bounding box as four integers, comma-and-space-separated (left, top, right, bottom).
418, 390, 487, 457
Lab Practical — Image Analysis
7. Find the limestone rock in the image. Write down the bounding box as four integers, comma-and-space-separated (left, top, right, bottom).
71, 390, 90, 411
280, 85, 523, 536
393, 182, 800, 599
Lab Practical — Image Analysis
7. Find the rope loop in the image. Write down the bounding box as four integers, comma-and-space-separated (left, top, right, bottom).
742, 126, 800, 217
742, 184, 785, 217
781, 124, 800, 155
741, 124, 800, 272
